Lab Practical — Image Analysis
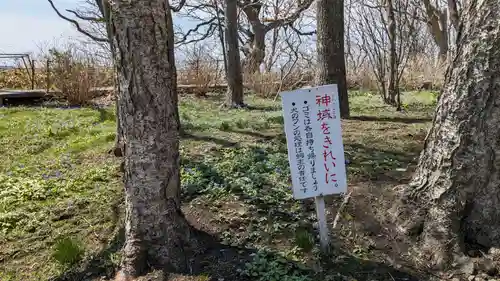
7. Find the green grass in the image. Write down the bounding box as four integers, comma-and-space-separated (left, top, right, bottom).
52, 237, 85, 268
0, 91, 437, 280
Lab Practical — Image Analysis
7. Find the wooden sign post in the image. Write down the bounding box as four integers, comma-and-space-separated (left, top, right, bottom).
280, 84, 347, 253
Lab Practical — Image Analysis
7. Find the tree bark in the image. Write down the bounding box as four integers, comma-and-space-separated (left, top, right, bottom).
93, 0, 123, 156
422, 0, 449, 63
224, 0, 245, 107
386, 0, 399, 109
110, 1, 195, 278
447, 0, 460, 31
315, 0, 350, 119
93, 0, 126, 158
241, 3, 266, 74
393, 0, 500, 269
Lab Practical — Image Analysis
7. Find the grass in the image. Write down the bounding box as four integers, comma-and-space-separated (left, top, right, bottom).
0, 91, 437, 280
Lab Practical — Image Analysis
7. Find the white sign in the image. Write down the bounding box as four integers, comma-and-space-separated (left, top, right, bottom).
280, 84, 347, 199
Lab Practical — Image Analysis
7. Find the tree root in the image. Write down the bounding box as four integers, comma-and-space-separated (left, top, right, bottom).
390, 184, 471, 272
114, 208, 211, 280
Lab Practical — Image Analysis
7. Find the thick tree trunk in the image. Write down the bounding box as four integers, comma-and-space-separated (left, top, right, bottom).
315, 0, 350, 118
244, 29, 266, 74
393, 0, 500, 269
224, 0, 245, 107
422, 0, 449, 63
110, 1, 195, 278
241, 27, 266, 74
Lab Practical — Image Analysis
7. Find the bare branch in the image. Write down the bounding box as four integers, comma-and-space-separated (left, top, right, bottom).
288, 24, 315, 36
171, 0, 187, 12
66, 9, 103, 22
264, 0, 314, 32
175, 18, 219, 45
47, 0, 109, 43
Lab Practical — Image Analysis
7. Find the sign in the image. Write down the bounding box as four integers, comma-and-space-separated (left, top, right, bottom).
280, 84, 347, 200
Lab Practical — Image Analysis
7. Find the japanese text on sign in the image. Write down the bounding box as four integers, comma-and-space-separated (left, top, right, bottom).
316, 94, 338, 187
280, 85, 347, 199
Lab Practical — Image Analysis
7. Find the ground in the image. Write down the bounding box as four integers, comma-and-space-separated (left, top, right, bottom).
0, 91, 440, 281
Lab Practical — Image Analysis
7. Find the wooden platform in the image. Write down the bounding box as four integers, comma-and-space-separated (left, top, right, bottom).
0, 89, 47, 105
0, 83, 256, 106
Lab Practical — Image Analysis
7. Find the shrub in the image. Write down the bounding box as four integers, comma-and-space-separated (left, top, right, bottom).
45, 48, 109, 105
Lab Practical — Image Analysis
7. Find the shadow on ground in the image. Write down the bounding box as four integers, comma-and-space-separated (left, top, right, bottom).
0, 97, 110, 110
180, 129, 238, 148
349, 115, 433, 124
49, 228, 125, 281
224, 128, 276, 141
244, 104, 280, 112
49, 223, 424, 281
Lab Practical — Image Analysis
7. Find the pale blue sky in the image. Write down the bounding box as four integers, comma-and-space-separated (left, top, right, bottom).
0, 0, 199, 56
0, 0, 85, 54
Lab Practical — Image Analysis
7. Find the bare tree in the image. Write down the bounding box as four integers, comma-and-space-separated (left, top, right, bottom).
224, 0, 245, 107
353, 0, 419, 108
392, 0, 500, 270
238, 0, 315, 73
386, 0, 398, 108
315, 0, 350, 118
176, 0, 315, 74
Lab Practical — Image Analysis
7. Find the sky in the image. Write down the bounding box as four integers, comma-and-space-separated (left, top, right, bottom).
0, 0, 199, 59
0, 0, 85, 55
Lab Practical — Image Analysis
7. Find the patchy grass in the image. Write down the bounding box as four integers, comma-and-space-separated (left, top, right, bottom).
0, 106, 121, 280
0, 91, 436, 280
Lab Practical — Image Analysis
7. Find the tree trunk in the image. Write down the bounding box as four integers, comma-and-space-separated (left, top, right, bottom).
315, 0, 350, 118
238, 0, 314, 74
214, 0, 228, 77
393, 0, 500, 269
110, 1, 195, 278
386, 0, 398, 108
436, 10, 449, 63
447, 0, 460, 30
224, 0, 245, 107
422, 0, 449, 63
94, 0, 124, 157
265, 27, 280, 72
240, 2, 266, 74
241, 25, 266, 74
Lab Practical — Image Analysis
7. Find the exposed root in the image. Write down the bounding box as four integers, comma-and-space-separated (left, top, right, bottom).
115, 210, 210, 280
389, 185, 426, 237
389, 184, 474, 272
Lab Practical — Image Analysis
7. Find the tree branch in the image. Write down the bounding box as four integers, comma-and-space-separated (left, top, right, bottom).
171, 0, 187, 12
264, 0, 314, 32
47, 0, 109, 43
65, 9, 103, 22
289, 24, 315, 36
175, 18, 219, 45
